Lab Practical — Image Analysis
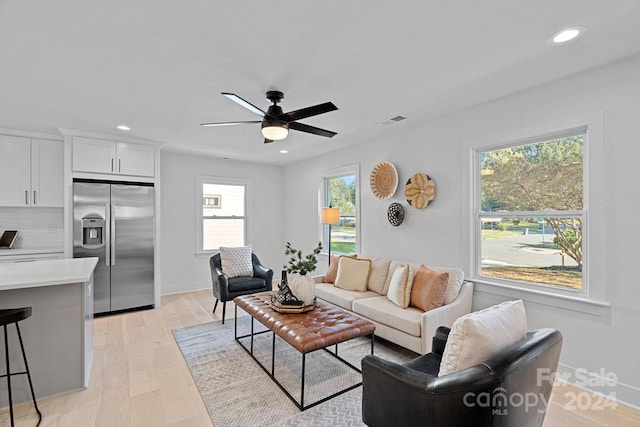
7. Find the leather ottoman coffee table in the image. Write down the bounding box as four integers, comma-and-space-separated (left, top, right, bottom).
234, 291, 376, 410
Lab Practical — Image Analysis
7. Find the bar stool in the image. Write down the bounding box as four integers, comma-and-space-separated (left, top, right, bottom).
1, 307, 42, 427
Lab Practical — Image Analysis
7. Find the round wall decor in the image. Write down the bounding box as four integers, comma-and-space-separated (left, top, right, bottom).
405, 173, 436, 209
387, 202, 405, 226
370, 161, 398, 200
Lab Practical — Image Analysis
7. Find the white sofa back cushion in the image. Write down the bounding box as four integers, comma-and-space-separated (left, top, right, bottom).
367, 257, 392, 294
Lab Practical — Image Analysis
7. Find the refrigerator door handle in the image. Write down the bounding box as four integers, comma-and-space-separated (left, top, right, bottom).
105, 203, 111, 266
111, 203, 116, 265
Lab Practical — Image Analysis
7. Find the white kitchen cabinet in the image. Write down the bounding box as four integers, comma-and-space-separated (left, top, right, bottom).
0, 135, 63, 207
73, 137, 155, 177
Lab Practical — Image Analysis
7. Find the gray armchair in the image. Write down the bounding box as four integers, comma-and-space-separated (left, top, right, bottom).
362, 327, 563, 427
209, 253, 273, 323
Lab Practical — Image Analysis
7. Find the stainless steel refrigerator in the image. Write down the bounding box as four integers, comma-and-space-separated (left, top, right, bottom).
73, 180, 155, 315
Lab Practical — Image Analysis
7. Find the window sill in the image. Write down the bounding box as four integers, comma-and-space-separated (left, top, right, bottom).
472, 279, 610, 316
195, 250, 217, 260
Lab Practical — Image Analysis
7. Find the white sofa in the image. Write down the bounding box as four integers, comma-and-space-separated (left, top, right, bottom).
313, 257, 473, 354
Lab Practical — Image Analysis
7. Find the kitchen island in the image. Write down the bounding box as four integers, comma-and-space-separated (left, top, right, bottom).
0, 257, 97, 406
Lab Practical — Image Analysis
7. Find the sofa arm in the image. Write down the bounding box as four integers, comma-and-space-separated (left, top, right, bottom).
419, 281, 474, 354
311, 274, 325, 284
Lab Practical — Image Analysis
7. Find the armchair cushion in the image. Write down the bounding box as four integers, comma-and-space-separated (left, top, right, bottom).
227, 276, 267, 293
219, 245, 253, 278
438, 299, 527, 376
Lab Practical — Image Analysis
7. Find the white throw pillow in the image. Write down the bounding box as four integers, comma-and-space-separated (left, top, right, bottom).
335, 257, 371, 291
219, 245, 253, 278
438, 300, 527, 376
386, 264, 412, 308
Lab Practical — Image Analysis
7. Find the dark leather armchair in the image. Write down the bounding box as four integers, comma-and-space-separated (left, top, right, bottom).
210, 253, 273, 323
362, 327, 563, 427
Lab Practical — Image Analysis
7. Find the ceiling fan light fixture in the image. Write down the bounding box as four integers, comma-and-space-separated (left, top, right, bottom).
261, 120, 289, 140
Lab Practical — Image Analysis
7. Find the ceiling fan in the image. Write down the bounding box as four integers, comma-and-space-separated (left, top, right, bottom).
201, 91, 338, 143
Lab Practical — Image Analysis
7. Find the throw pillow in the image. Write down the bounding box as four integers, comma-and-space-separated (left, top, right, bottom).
386, 264, 412, 308
323, 254, 356, 284
334, 257, 371, 291
219, 245, 253, 278
409, 265, 449, 312
438, 300, 527, 376
367, 257, 392, 294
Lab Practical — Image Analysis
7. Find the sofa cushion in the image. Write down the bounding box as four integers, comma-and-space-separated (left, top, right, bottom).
383, 260, 421, 295
425, 265, 465, 305
219, 245, 253, 278
323, 254, 357, 284
409, 266, 449, 312
315, 282, 380, 311
386, 264, 412, 308
353, 296, 422, 337
335, 257, 371, 291
438, 299, 527, 376
367, 257, 392, 294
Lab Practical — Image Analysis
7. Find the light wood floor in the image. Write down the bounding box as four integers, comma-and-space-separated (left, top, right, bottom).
2, 289, 639, 426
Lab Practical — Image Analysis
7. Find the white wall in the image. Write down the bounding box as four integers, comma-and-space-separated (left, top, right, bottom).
160, 150, 284, 295
283, 53, 640, 407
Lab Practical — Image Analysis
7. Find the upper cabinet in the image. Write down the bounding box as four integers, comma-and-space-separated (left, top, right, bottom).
73, 137, 155, 177
0, 135, 64, 207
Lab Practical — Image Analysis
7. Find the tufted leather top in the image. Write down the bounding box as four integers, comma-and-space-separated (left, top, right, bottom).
234, 292, 376, 353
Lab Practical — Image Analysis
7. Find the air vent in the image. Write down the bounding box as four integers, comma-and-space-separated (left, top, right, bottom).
380, 115, 407, 126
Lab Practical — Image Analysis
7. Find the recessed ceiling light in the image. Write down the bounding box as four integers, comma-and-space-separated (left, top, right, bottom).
117, 125, 130, 131
548, 26, 586, 45
279, 149, 288, 154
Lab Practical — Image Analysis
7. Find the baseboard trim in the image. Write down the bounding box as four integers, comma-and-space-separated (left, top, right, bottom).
161, 281, 210, 296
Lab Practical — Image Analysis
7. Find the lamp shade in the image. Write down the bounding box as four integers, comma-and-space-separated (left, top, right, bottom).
261, 125, 289, 140
321, 207, 340, 225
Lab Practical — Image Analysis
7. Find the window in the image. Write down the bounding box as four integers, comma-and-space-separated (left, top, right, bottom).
321, 165, 359, 255
196, 176, 247, 252
475, 129, 585, 293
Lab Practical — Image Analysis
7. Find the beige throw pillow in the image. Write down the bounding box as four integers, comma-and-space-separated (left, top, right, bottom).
386, 264, 411, 308
334, 257, 371, 291
438, 300, 527, 376
409, 265, 449, 312
323, 254, 357, 283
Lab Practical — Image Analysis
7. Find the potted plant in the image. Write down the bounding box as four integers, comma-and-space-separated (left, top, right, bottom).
283, 241, 322, 306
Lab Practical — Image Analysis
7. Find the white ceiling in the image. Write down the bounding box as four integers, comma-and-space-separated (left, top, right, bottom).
2, 1, 640, 166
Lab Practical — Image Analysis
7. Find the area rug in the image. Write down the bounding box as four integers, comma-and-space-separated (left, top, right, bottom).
172, 316, 418, 427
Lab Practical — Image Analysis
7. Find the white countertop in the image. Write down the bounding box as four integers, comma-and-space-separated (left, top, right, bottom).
0, 257, 98, 291
0, 248, 64, 256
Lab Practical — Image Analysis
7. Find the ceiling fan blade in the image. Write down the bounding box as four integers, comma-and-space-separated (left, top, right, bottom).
200, 120, 261, 127
289, 121, 337, 138
222, 92, 268, 117
264, 138, 274, 144
279, 102, 338, 122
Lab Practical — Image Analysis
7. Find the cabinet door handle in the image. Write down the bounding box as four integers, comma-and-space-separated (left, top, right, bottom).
111, 158, 114, 172
119, 158, 121, 173
25, 190, 28, 205
33, 190, 37, 205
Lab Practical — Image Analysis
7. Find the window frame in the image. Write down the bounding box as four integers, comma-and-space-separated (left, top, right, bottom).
462, 111, 609, 315
195, 175, 250, 256
319, 164, 361, 256
474, 128, 588, 296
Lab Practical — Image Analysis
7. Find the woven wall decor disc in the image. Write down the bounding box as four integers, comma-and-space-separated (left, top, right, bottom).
405, 173, 436, 209
370, 161, 398, 199
387, 202, 405, 226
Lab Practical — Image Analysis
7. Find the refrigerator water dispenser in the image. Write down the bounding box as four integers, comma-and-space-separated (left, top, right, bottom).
82, 217, 104, 246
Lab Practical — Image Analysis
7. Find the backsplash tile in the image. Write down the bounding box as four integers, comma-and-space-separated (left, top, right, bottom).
0, 207, 64, 250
